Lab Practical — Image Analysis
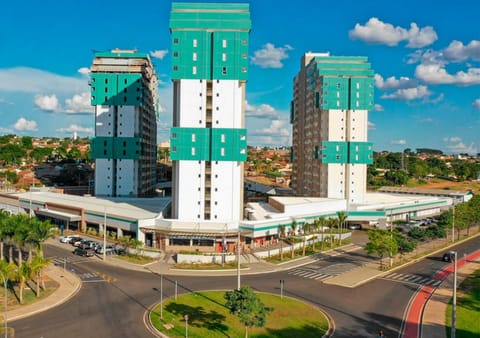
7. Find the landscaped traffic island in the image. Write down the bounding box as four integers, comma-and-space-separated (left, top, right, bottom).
150, 290, 330, 338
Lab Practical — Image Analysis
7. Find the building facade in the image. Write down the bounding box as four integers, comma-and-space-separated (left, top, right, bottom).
90, 49, 158, 197
291, 52, 374, 204
169, 3, 251, 223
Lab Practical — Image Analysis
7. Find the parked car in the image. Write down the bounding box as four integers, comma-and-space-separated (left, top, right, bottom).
348, 223, 362, 230
73, 247, 95, 257
96, 245, 115, 255
59, 235, 75, 243
71, 237, 84, 247
442, 251, 456, 262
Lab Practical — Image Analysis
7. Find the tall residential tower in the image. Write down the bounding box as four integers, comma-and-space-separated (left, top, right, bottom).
90, 49, 158, 197
291, 52, 374, 204
169, 3, 251, 224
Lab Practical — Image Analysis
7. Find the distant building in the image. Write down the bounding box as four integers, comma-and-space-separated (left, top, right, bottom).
89, 49, 158, 197
291, 52, 374, 203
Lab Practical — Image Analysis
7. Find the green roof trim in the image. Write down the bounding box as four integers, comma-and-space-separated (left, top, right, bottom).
94, 52, 149, 59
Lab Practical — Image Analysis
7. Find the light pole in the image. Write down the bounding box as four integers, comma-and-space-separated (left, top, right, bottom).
451, 202, 455, 243
451, 251, 457, 338
0, 270, 8, 338
103, 206, 107, 261
389, 210, 393, 268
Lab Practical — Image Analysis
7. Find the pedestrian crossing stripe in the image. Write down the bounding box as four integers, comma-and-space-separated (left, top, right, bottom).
383, 273, 441, 287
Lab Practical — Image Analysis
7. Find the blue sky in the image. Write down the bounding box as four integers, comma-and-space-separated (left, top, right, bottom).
1, 0, 479, 154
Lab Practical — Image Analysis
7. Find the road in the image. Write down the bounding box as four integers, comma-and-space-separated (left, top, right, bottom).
11, 236, 479, 338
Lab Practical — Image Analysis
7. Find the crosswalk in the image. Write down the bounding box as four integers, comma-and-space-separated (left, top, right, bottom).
381, 272, 442, 287
288, 262, 359, 281
51, 256, 106, 282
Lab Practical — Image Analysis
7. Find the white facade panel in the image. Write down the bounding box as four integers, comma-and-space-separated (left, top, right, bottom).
212, 80, 243, 128
116, 159, 136, 196
178, 79, 206, 127
117, 106, 137, 137
347, 109, 368, 142
327, 163, 345, 199
346, 164, 367, 204
175, 161, 205, 220
95, 159, 113, 196
327, 109, 346, 141
210, 161, 243, 222
95, 106, 114, 136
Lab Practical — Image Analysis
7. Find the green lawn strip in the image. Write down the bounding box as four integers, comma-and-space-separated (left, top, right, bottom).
264, 240, 351, 264
150, 291, 328, 338
445, 269, 480, 338
173, 262, 246, 270
113, 254, 155, 265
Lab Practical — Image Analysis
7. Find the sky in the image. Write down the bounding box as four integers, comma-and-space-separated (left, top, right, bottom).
1, 0, 479, 154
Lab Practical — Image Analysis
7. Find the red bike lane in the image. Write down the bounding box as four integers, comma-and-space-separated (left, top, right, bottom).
402, 249, 480, 338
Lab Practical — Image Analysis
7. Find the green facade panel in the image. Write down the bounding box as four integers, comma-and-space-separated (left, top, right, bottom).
91, 73, 144, 106
90, 137, 141, 159
170, 127, 247, 162
348, 142, 373, 164
170, 127, 211, 161
321, 141, 348, 163
320, 141, 373, 164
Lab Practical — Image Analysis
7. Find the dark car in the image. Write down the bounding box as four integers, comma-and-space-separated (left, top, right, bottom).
442, 251, 456, 262
73, 247, 95, 257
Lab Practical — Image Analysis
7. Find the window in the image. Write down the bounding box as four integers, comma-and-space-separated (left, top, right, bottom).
222, 39, 227, 48
221, 148, 225, 156
173, 38, 179, 44
241, 67, 247, 73
221, 134, 226, 142
241, 39, 247, 45
193, 39, 197, 47
222, 67, 227, 75
242, 53, 247, 59
222, 53, 227, 62
192, 133, 196, 142
356, 82, 360, 89
192, 66, 197, 75
173, 66, 178, 71
191, 147, 196, 156
336, 92, 340, 98
336, 83, 341, 88
240, 134, 246, 141
193, 52, 197, 61
356, 92, 360, 98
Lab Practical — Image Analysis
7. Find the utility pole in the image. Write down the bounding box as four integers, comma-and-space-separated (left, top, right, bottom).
451, 251, 457, 338
237, 229, 241, 290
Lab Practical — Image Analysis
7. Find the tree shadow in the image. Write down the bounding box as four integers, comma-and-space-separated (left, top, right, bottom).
256, 323, 326, 338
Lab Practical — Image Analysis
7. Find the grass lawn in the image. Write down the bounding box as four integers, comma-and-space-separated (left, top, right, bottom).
173, 261, 246, 270
150, 291, 329, 338
113, 253, 155, 265
445, 269, 480, 338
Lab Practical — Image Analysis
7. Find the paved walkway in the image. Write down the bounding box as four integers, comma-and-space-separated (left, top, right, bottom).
9, 233, 480, 338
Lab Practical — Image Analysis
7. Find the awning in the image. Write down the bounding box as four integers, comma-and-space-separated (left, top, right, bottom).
35, 208, 82, 222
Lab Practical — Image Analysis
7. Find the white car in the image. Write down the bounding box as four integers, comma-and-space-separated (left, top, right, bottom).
59, 235, 75, 243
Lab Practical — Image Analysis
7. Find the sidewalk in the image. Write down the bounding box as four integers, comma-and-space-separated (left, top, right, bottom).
8, 264, 81, 322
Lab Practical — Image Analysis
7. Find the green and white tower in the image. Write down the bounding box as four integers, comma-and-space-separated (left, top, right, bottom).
291, 52, 374, 204
89, 49, 158, 197
169, 3, 251, 224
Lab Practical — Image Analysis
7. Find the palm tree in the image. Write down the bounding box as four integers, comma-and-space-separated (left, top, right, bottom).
28, 219, 55, 259
13, 218, 29, 265
30, 255, 51, 297
336, 211, 348, 246
278, 224, 286, 261
302, 222, 310, 256
0, 210, 11, 261
318, 216, 326, 250
4, 216, 18, 264
15, 261, 32, 304
290, 220, 297, 259
312, 219, 320, 251
328, 218, 337, 248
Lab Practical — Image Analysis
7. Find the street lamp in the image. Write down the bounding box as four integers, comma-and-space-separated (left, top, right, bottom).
0, 270, 8, 338
237, 229, 241, 290
451, 202, 455, 243
451, 251, 457, 338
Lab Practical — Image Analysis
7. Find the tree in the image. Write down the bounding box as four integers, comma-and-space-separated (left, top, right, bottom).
224, 286, 272, 338
312, 219, 320, 251
336, 211, 348, 246
318, 216, 326, 250
290, 220, 297, 259
28, 218, 55, 259
30, 255, 51, 297
278, 224, 286, 261
302, 222, 310, 256
15, 261, 32, 304
365, 230, 398, 269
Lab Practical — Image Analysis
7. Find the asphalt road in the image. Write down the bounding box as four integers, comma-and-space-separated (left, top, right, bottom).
11, 236, 479, 338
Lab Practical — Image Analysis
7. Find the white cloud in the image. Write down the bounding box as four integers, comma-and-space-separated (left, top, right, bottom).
0, 127, 14, 134
390, 139, 407, 145
349, 17, 437, 48
381, 85, 431, 100
415, 64, 480, 85
34, 94, 60, 111
251, 43, 293, 69
443, 136, 462, 143
368, 121, 376, 130
150, 50, 169, 60
446, 142, 477, 154
245, 102, 280, 120
65, 92, 94, 114
473, 98, 480, 110
373, 104, 384, 112
56, 124, 93, 134
14, 117, 38, 131
443, 40, 480, 63
418, 117, 434, 123
374, 74, 417, 90
78, 67, 90, 77
249, 119, 291, 146
0, 67, 88, 94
